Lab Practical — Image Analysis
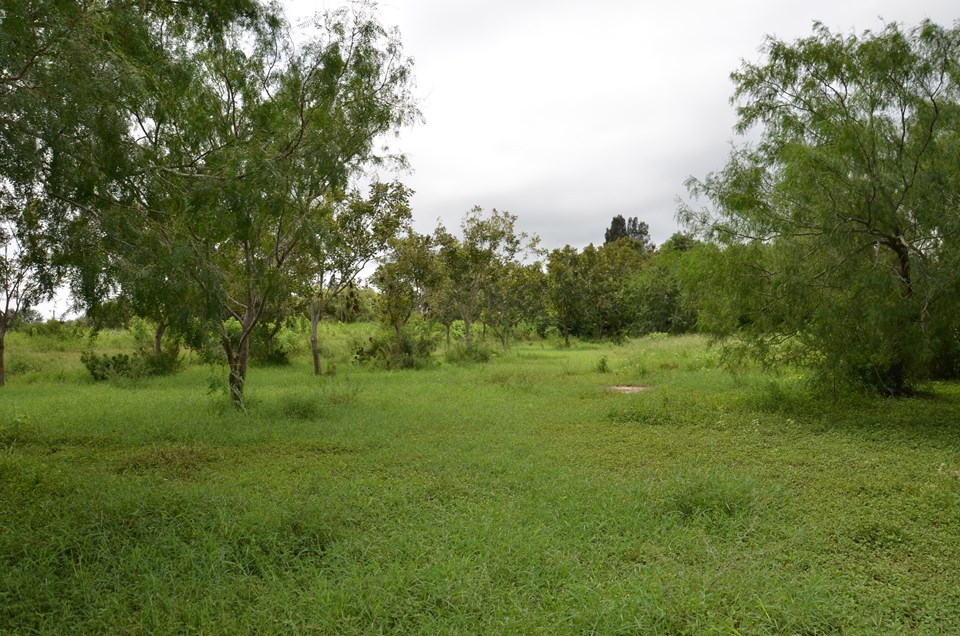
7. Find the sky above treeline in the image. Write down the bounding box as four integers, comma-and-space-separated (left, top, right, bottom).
284, 0, 958, 250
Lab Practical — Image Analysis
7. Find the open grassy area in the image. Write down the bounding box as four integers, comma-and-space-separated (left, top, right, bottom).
2, 330, 960, 634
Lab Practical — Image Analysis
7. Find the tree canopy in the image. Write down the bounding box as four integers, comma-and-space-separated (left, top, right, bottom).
680, 19, 960, 393
0, 1, 419, 403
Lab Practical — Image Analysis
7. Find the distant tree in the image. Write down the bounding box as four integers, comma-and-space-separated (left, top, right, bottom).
604, 215, 628, 244
0, 202, 56, 386
302, 182, 412, 375
546, 245, 582, 347
579, 239, 647, 339
483, 259, 546, 349
680, 20, 960, 394
605, 215, 653, 251
626, 233, 700, 335
434, 208, 535, 349
373, 230, 434, 343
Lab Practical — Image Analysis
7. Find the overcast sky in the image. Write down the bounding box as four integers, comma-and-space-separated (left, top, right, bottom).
292, 1, 955, 249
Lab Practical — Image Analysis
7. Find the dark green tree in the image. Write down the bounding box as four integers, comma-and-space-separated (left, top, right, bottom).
605, 215, 653, 251
626, 233, 700, 335
546, 245, 583, 347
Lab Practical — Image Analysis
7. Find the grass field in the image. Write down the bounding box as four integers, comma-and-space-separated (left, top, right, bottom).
2, 328, 960, 634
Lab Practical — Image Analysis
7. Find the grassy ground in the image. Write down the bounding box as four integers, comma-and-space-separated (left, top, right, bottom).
2, 329, 959, 634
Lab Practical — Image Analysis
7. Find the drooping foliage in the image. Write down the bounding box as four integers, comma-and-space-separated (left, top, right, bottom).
680, 20, 960, 394
1, 1, 419, 403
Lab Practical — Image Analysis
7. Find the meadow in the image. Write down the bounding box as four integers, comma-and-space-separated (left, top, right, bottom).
2, 326, 959, 634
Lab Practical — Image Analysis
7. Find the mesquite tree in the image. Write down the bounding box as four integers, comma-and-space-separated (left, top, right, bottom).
680, 20, 960, 394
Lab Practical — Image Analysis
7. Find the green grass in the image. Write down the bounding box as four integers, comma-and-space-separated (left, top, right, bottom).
2, 331, 960, 633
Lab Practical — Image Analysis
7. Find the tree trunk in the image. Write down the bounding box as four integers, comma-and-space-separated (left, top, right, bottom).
266, 321, 282, 357
0, 326, 6, 388
463, 315, 472, 349
153, 320, 166, 355
228, 333, 250, 407
563, 325, 570, 348
309, 298, 324, 375
445, 323, 451, 350
882, 238, 914, 395
222, 314, 256, 408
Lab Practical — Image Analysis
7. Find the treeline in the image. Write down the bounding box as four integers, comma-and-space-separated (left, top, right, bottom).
6, 4, 960, 402
367, 210, 700, 367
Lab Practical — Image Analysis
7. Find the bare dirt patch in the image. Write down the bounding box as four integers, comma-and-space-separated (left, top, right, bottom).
609, 385, 652, 394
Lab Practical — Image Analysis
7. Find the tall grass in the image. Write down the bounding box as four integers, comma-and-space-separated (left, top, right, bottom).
1, 329, 960, 632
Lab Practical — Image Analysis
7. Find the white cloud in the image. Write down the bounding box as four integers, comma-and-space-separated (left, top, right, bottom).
286, 0, 960, 249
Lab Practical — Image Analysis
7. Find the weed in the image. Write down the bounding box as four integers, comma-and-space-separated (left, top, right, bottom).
596, 355, 609, 373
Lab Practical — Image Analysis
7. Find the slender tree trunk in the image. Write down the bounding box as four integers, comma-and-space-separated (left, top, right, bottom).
0, 326, 6, 388
563, 325, 570, 348
266, 321, 282, 357
222, 311, 257, 408
153, 320, 166, 355
888, 241, 914, 395
227, 334, 250, 407
463, 315, 472, 349
309, 298, 324, 375
445, 323, 451, 350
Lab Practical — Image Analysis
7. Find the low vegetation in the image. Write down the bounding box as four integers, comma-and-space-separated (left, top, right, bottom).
2, 327, 959, 633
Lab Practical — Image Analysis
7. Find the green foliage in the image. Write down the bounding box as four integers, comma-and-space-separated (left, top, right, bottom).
595, 355, 609, 373
444, 342, 494, 364
372, 230, 435, 339
626, 233, 701, 335
681, 19, 960, 394
354, 326, 437, 370
603, 214, 653, 250
80, 349, 181, 382
2, 0, 419, 405
546, 239, 648, 343
433, 207, 540, 349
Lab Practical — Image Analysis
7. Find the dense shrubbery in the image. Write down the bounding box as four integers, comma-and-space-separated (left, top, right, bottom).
80, 349, 181, 381
354, 327, 438, 370
444, 342, 494, 364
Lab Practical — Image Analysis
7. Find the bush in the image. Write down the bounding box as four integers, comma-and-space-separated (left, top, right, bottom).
80, 349, 181, 382
444, 343, 493, 364
355, 328, 437, 370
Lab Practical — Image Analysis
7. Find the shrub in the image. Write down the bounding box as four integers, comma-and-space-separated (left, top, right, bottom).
596, 355, 609, 373
355, 328, 437, 370
444, 342, 493, 364
80, 349, 182, 382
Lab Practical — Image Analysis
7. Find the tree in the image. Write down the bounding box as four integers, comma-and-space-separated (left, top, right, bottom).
680, 20, 960, 394
0, 202, 55, 386
372, 230, 434, 343
546, 245, 583, 347
1, 0, 269, 306
1, 0, 276, 391
604, 215, 653, 251
434, 208, 535, 349
578, 239, 647, 339
107, 3, 417, 406
626, 233, 700, 335
482, 259, 546, 349
303, 182, 412, 375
